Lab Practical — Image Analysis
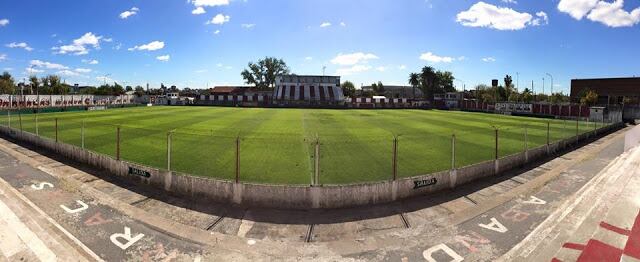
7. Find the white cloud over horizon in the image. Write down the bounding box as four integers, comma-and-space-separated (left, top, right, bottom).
53, 32, 103, 55
119, 7, 139, 19
209, 14, 230, 25
0, 19, 8, 27
190, 0, 229, 7
30, 60, 68, 70
6, 42, 33, 51
456, 2, 547, 30
331, 52, 379, 66
128, 41, 165, 51
192, 7, 206, 15
558, 0, 640, 27
156, 55, 170, 62
419, 52, 456, 63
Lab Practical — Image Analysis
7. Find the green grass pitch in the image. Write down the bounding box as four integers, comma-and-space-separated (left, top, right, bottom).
0, 106, 604, 185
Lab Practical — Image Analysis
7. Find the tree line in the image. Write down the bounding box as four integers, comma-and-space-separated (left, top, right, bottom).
0, 71, 131, 96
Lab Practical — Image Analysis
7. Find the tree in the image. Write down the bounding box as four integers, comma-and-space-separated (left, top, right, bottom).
550, 92, 569, 104
241, 57, 290, 90
125, 86, 133, 92
436, 71, 455, 93
420, 66, 437, 101
371, 81, 385, 96
408, 73, 420, 99
0, 71, 15, 94
341, 81, 355, 98
134, 86, 145, 97
580, 90, 598, 106
29, 76, 40, 95
521, 88, 533, 103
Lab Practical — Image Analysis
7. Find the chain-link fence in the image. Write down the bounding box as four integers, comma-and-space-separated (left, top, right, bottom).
0, 109, 619, 185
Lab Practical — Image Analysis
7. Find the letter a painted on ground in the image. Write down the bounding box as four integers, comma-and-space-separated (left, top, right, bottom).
423, 243, 464, 262
110, 226, 145, 250
60, 200, 89, 214
478, 217, 508, 233
84, 212, 113, 226
522, 195, 546, 205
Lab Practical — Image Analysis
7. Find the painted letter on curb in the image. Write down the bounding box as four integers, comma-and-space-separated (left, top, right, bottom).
84, 212, 113, 226
478, 217, 508, 233
455, 231, 490, 253
31, 182, 54, 190
423, 244, 464, 262
522, 196, 546, 205
110, 226, 145, 250
60, 200, 89, 214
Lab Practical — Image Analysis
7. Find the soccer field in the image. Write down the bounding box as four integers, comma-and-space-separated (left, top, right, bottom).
0, 106, 603, 185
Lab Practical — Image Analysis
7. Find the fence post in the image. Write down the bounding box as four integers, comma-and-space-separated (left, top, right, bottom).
451, 134, 456, 170
495, 128, 499, 160
524, 126, 528, 151
81, 120, 85, 149
563, 119, 566, 138
7, 110, 10, 128
235, 136, 240, 183
35, 114, 39, 136
116, 126, 121, 160
167, 131, 172, 171
392, 136, 398, 181
576, 110, 580, 137
546, 121, 550, 145
314, 137, 320, 185
55, 118, 58, 143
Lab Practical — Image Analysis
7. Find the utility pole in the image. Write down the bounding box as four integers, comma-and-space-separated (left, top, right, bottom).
546, 73, 554, 96
516, 72, 519, 93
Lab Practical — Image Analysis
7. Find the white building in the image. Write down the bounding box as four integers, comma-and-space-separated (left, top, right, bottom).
273, 75, 343, 104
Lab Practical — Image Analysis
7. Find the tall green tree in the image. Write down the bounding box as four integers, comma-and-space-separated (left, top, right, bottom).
29, 76, 40, 95
580, 90, 598, 106
420, 66, 437, 101
0, 71, 15, 94
436, 71, 455, 93
241, 57, 290, 90
408, 73, 420, 99
371, 81, 385, 96
341, 81, 356, 97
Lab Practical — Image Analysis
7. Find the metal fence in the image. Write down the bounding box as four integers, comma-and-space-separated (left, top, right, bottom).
0, 109, 621, 185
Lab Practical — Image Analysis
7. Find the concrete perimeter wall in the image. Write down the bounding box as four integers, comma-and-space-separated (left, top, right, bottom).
0, 122, 624, 210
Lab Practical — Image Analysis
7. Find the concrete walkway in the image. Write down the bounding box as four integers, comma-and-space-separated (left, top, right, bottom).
501, 143, 640, 261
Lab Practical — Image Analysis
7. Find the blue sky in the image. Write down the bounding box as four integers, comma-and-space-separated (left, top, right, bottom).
0, 0, 639, 94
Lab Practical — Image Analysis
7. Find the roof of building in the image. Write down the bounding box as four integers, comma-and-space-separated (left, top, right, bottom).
572, 77, 640, 81
210, 86, 249, 94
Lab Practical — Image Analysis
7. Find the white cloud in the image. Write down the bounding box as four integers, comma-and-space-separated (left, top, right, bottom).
0, 54, 6, 61
195, 69, 208, 73
305, 56, 313, 61
26, 67, 44, 74
532, 11, 549, 26
241, 24, 255, 29
320, 22, 332, 27
30, 60, 68, 70
0, 19, 8, 27
82, 59, 99, 65
103, 38, 113, 42
482, 57, 496, 62
419, 52, 455, 63
75, 68, 92, 73
192, 7, 206, 15
96, 76, 114, 83
586, 0, 640, 27
3, 67, 12, 71
330, 52, 379, 66
558, 0, 600, 20
456, 2, 545, 30
340, 22, 346, 27
336, 65, 372, 76
156, 55, 170, 62
214, 30, 221, 34
502, 0, 517, 3
53, 32, 103, 55
120, 7, 139, 19
376, 66, 386, 72
57, 70, 79, 76
128, 41, 165, 51
398, 65, 407, 70
6, 42, 33, 51
208, 14, 230, 25
114, 43, 122, 50
558, 0, 640, 27
457, 56, 467, 61
190, 0, 229, 7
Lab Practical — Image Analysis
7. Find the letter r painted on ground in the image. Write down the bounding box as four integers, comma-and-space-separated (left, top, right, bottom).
423, 243, 464, 262
110, 226, 145, 250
